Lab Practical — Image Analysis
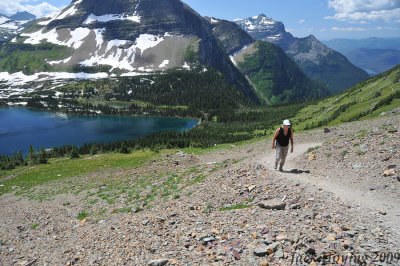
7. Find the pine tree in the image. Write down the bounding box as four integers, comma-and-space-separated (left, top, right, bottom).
90, 144, 98, 155
70, 146, 80, 159
119, 142, 129, 154
27, 145, 37, 165
38, 148, 48, 164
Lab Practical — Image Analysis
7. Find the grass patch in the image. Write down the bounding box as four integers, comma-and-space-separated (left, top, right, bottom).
356, 129, 368, 139
355, 149, 366, 156
306, 145, 320, 154
76, 211, 89, 221
0, 150, 157, 197
204, 202, 214, 213
30, 223, 39, 229
112, 207, 132, 214
219, 203, 252, 211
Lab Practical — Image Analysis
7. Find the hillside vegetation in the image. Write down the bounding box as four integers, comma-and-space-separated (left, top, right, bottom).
234, 41, 328, 105
293, 65, 400, 130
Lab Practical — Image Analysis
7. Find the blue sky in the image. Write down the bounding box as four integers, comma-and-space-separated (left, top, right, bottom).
1, 0, 399, 40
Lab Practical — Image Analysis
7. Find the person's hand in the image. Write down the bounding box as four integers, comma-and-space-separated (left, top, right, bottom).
272, 144, 276, 149
291, 146, 294, 153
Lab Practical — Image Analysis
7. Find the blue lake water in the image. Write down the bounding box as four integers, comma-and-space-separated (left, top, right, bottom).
0, 108, 198, 156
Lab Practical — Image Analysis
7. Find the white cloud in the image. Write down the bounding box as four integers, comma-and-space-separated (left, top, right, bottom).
0, 0, 60, 18
298, 19, 305, 24
327, 0, 400, 21
331, 26, 365, 31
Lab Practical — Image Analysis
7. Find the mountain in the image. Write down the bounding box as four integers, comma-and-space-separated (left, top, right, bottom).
235, 14, 369, 94
0, 12, 35, 44
231, 41, 329, 105
10, 11, 36, 21
206, 17, 253, 55
323, 38, 400, 75
209, 18, 328, 105
293, 64, 400, 130
0, 15, 19, 30
0, 15, 20, 44
1, 0, 259, 103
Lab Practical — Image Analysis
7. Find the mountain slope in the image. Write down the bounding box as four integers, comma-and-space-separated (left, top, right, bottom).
293, 65, 400, 130
207, 17, 254, 55
235, 14, 369, 94
231, 41, 329, 105
209, 18, 328, 105
1, 0, 259, 102
0, 12, 35, 44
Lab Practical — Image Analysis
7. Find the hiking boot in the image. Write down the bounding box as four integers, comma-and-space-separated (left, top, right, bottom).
279, 166, 283, 172
274, 163, 278, 170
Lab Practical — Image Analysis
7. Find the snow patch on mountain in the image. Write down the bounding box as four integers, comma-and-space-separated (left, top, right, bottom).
0, 15, 27, 31
0, 16, 9, 24
48, 57, 72, 65
239, 15, 278, 32
56, 0, 83, 21
80, 33, 167, 71
83, 13, 141, 24
0, 71, 109, 87
158, 60, 169, 68
38, 0, 83, 26
22, 27, 91, 49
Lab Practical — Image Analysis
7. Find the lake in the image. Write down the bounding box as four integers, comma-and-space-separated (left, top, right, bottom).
0, 108, 198, 156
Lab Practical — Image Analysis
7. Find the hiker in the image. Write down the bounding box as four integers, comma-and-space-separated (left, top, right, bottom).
272, 119, 294, 171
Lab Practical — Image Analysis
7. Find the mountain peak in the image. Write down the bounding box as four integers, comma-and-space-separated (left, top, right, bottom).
234, 15, 294, 49
307, 34, 318, 41
251, 14, 268, 19
10, 11, 36, 21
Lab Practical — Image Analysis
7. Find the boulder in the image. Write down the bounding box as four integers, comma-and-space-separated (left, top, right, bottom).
257, 199, 286, 210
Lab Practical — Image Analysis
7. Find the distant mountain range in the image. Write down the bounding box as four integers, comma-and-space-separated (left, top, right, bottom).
323, 38, 400, 75
235, 14, 369, 94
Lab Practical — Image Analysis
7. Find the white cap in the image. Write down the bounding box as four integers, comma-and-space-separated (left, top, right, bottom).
283, 119, 291, 126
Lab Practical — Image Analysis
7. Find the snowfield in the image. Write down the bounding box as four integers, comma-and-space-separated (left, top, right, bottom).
22, 27, 91, 49
83, 13, 141, 24
0, 71, 109, 87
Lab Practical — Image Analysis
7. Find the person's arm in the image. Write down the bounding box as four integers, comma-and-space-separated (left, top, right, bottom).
290, 129, 294, 153
272, 128, 280, 149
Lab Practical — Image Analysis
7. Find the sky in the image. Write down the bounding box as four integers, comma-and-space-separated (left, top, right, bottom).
0, 0, 399, 40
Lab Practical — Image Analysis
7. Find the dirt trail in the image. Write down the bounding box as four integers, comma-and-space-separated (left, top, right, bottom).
258, 141, 400, 236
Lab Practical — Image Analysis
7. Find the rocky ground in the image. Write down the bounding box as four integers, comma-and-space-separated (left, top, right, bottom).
0, 112, 399, 266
